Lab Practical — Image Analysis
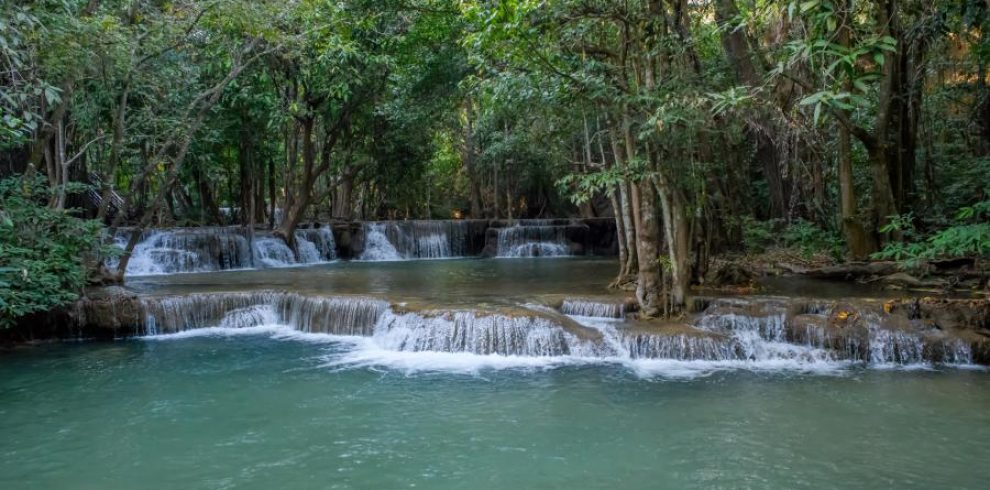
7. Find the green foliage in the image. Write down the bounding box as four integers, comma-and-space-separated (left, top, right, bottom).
0, 4, 61, 148
781, 219, 844, 258
741, 217, 842, 258
741, 216, 777, 254
0, 177, 110, 328
873, 195, 990, 265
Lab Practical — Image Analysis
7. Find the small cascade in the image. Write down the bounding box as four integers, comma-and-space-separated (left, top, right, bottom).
295, 227, 337, 261
140, 292, 387, 336
251, 237, 296, 267
359, 221, 469, 260
359, 223, 403, 261
373, 310, 592, 356
867, 326, 926, 364
560, 299, 626, 319
496, 220, 584, 257
621, 333, 740, 361
113, 228, 254, 276
927, 338, 974, 364
790, 316, 866, 361
117, 226, 336, 276
254, 228, 337, 266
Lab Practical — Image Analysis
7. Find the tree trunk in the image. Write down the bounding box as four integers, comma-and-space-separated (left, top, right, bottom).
839, 123, 875, 258
610, 127, 638, 278
333, 169, 355, 220
276, 115, 316, 252
653, 166, 692, 312
609, 189, 630, 286
635, 181, 662, 317
835, 6, 875, 258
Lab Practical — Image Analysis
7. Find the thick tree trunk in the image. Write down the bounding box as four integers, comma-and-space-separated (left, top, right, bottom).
276, 116, 316, 252
333, 170, 354, 220
635, 181, 662, 317
656, 176, 691, 312
839, 124, 875, 258
836, 9, 875, 259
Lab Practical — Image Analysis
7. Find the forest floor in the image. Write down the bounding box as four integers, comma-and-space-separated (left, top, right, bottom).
704, 249, 989, 298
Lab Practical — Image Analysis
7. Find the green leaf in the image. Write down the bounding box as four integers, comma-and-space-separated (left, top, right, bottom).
800, 0, 820, 13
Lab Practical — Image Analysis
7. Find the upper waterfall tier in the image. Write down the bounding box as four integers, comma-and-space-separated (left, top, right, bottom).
110, 226, 336, 276
358, 221, 475, 260
110, 218, 618, 275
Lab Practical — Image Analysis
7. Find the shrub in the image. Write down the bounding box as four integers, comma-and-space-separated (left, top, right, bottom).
740, 216, 841, 258
0, 176, 109, 328
873, 193, 990, 266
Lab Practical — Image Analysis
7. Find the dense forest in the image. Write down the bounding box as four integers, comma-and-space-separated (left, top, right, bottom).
2, 0, 989, 323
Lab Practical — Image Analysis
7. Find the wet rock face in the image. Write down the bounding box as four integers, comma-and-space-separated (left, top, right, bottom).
73, 287, 145, 338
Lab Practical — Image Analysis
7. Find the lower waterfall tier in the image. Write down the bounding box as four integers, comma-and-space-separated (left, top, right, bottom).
71, 290, 990, 366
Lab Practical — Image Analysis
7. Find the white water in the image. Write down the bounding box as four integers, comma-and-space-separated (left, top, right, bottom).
131, 292, 980, 378
359, 221, 469, 260
496, 222, 575, 257
117, 227, 336, 276
359, 223, 403, 261
560, 299, 626, 318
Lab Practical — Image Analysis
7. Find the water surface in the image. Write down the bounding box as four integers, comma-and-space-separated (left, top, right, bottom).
1, 338, 988, 490
126, 258, 622, 306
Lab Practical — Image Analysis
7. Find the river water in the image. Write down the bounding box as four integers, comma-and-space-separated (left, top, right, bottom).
2, 258, 989, 488
1, 338, 989, 489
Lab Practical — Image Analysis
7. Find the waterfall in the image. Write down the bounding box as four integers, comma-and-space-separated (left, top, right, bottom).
113, 228, 254, 276
117, 226, 336, 276
138, 292, 592, 356
360, 221, 469, 260
373, 310, 593, 356
496, 220, 584, 257
359, 223, 402, 261
867, 326, 926, 364
127, 292, 976, 367
251, 237, 296, 267
560, 299, 626, 319
621, 333, 741, 361
253, 228, 336, 267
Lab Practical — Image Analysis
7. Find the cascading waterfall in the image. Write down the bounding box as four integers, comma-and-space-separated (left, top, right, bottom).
621, 333, 741, 361
359, 221, 469, 260
253, 228, 336, 267
138, 292, 589, 357
117, 226, 336, 275
560, 299, 626, 319
359, 223, 402, 261
373, 310, 593, 356
496, 220, 584, 257
112, 228, 254, 276
128, 292, 977, 367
